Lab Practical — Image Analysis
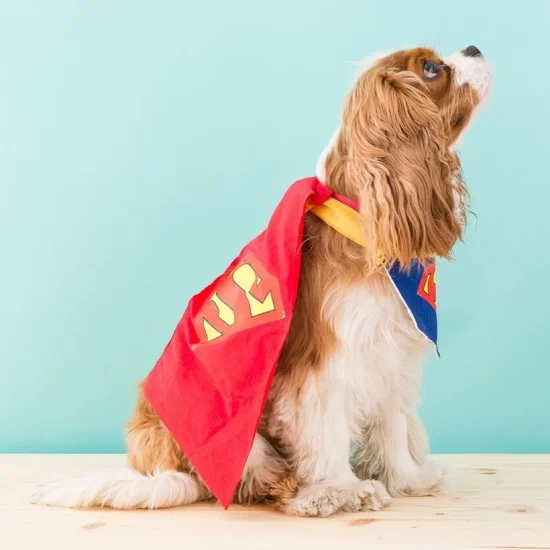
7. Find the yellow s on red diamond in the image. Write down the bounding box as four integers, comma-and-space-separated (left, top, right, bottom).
417, 263, 436, 310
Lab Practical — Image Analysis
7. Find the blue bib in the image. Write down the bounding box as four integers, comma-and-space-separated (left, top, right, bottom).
387, 260, 439, 356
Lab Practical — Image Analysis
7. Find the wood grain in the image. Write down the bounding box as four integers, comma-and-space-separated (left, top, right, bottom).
0, 454, 548, 549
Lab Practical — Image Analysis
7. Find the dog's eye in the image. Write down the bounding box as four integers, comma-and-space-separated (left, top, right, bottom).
455, 116, 464, 127
423, 61, 440, 80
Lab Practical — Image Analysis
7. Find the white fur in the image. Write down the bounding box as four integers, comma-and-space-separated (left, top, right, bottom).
446, 50, 493, 150
237, 434, 286, 501
268, 282, 431, 516
391, 412, 423, 478
444, 51, 493, 98
244, 434, 274, 471
31, 469, 201, 509
33, 433, 281, 509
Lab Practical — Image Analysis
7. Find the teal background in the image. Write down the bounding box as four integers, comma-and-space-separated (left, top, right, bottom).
1, 1, 549, 454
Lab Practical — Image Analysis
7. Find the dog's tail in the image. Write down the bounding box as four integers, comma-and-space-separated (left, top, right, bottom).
30, 468, 203, 509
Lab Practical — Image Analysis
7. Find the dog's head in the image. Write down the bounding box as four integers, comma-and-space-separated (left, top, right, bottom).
320, 46, 493, 273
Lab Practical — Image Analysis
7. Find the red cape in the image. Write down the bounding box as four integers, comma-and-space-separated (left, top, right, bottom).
144, 177, 344, 507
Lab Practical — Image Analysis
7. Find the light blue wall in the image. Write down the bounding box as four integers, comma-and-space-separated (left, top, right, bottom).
1, 1, 548, 453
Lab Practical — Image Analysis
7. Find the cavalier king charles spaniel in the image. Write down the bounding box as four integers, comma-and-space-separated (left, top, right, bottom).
33, 45, 493, 517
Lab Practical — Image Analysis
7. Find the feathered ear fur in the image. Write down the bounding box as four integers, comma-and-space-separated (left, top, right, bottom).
325, 68, 468, 274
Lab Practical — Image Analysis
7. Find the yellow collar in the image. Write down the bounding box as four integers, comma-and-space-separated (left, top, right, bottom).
308, 197, 365, 247
309, 197, 433, 263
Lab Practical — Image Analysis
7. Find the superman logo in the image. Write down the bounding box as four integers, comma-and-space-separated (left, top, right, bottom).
417, 263, 436, 310
193, 250, 285, 345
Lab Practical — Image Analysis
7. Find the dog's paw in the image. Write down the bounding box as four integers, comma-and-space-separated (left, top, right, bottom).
340, 479, 391, 512
405, 461, 448, 496
283, 484, 344, 517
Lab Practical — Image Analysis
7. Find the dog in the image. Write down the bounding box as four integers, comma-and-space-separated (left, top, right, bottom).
32, 45, 493, 517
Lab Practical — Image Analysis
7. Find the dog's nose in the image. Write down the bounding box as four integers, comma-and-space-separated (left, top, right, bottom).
463, 45, 482, 58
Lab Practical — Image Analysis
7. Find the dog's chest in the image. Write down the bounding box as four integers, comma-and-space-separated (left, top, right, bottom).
322, 282, 429, 441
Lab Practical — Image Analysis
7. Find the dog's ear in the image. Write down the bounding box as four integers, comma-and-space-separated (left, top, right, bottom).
333, 68, 467, 273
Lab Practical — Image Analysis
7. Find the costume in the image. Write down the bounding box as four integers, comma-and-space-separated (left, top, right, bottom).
144, 177, 437, 508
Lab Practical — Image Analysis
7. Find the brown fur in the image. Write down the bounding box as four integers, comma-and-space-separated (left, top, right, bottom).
325, 48, 470, 274
124, 46, 481, 508
125, 383, 211, 498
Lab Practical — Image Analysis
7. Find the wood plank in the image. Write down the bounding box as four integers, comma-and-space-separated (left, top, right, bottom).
0, 455, 548, 549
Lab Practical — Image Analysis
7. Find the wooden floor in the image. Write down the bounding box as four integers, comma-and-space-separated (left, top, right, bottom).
0, 455, 548, 550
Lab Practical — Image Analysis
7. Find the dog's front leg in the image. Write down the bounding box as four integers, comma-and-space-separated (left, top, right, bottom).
354, 405, 447, 496
270, 377, 390, 517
